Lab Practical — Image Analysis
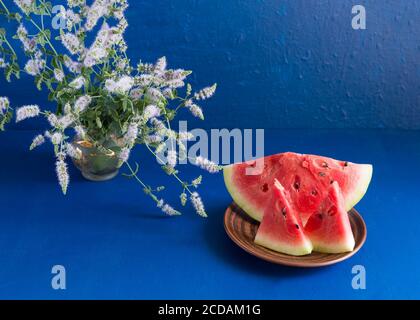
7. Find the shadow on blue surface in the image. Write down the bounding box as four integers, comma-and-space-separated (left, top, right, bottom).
203, 203, 326, 278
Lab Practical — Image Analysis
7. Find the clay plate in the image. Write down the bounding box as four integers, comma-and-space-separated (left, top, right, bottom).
224, 203, 367, 267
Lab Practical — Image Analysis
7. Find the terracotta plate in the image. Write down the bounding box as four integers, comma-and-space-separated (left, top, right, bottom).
224, 203, 367, 267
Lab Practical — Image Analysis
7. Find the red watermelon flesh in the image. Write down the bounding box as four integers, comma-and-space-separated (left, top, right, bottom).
224, 152, 372, 224
254, 179, 313, 256
305, 182, 355, 253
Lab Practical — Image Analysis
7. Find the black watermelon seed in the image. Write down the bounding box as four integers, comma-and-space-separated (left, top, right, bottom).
319, 172, 326, 177
261, 183, 269, 192
344, 161, 349, 167
295, 224, 300, 229
293, 176, 301, 190
322, 162, 329, 168
282, 208, 287, 216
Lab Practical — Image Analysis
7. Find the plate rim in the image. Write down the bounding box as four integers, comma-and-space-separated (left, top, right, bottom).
224, 203, 367, 268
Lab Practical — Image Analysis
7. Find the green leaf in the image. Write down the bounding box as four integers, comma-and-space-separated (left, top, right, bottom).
96, 117, 102, 128
192, 175, 202, 187
180, 192, 187, 206
35, 76, 43, 90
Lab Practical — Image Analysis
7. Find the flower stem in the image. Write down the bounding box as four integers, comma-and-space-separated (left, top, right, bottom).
125, 161, 159, 203
145, 143, 194, 195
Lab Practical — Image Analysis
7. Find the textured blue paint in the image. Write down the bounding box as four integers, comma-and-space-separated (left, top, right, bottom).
1, 129, 419, 299
1, 0, 420, 129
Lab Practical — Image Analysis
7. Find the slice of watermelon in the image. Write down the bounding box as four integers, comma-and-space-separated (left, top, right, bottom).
224, 152, 372, 224
254, 179, 313, 256
304, 182, 355, 253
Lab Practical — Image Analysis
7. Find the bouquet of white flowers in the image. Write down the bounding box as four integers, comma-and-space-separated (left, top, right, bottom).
0, 0, 219, 217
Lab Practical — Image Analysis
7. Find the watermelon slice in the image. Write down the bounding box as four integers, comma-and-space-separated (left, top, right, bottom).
305, 182, 355, 253
254, 179, 313, 256
224, 152, 372, 224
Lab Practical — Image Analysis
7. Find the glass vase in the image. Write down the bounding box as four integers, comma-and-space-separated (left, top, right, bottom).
70, 136, 123, 182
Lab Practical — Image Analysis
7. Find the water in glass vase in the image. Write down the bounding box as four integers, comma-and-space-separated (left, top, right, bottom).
71, 138, 123, 182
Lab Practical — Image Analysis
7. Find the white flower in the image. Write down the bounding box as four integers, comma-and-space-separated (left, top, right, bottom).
117, 76, 134, 93
190, 192, 207, 217
13, 0, 34, 14
130, 88, 143, 100
64, 103, 72, 114
74, 95, 92, 113
16, 24, 36, 52
67, 0, 85, 9
166, 79, 185, 89
65, 9, 81, 30
145, 134, 163, 144
117, 17, 128, 32
105, 75, 134, 94
154, 56, 167, 73
54, 69, 65, 82
24, 58, 44, 76
150, 118, 167, 136
118, 147, 130, 162
104, 79, 117, 92
116, 59, 127, 71
74, 125, 86, 138
58, 114, 74, 129
155, 142, 167, 154
84, 47, 107, 67
47, 113, 59, 127
16, 105, 40, 122
142, 105, 160, 121
195, 156, 220, 173
50, 132, 63, 145
66, 143, 82, 160
69, 76, 85, 89
63, 55, 82, 74
137, 62, 154, 73
124, 122, 138, 145
85, 0, 110, 31
61, 33, 84, 55
0, 97, 10, 114
0, 58, 8, 68
29, 134, 45, 150
188, 103, 204, 120
166, 149, 177, 168
146, 87, 164, 103
194, 83, 217, 100
165, 69, 189, 81
162, 88, 174, 99
56, 159, 69, 195
135, 74, 154, 86
83, 23, 115, 67
178, 131, 194, 141
157, 199, 181, 216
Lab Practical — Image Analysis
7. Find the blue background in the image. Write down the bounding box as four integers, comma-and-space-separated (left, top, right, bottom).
1, 0, 420, 129
0, 0, 420, 300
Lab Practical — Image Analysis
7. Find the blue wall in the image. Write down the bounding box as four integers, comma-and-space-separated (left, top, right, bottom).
1, 0, 420, 129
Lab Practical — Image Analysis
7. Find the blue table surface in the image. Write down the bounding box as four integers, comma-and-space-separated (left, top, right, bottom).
0, 129, 419, 299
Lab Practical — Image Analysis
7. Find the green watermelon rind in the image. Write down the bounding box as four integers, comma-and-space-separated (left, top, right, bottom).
223, 164, 265, 221
255, 233, 313, 256
223, 163, 373, 223
311, 240, 355, 254
343, 164, 373, 212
